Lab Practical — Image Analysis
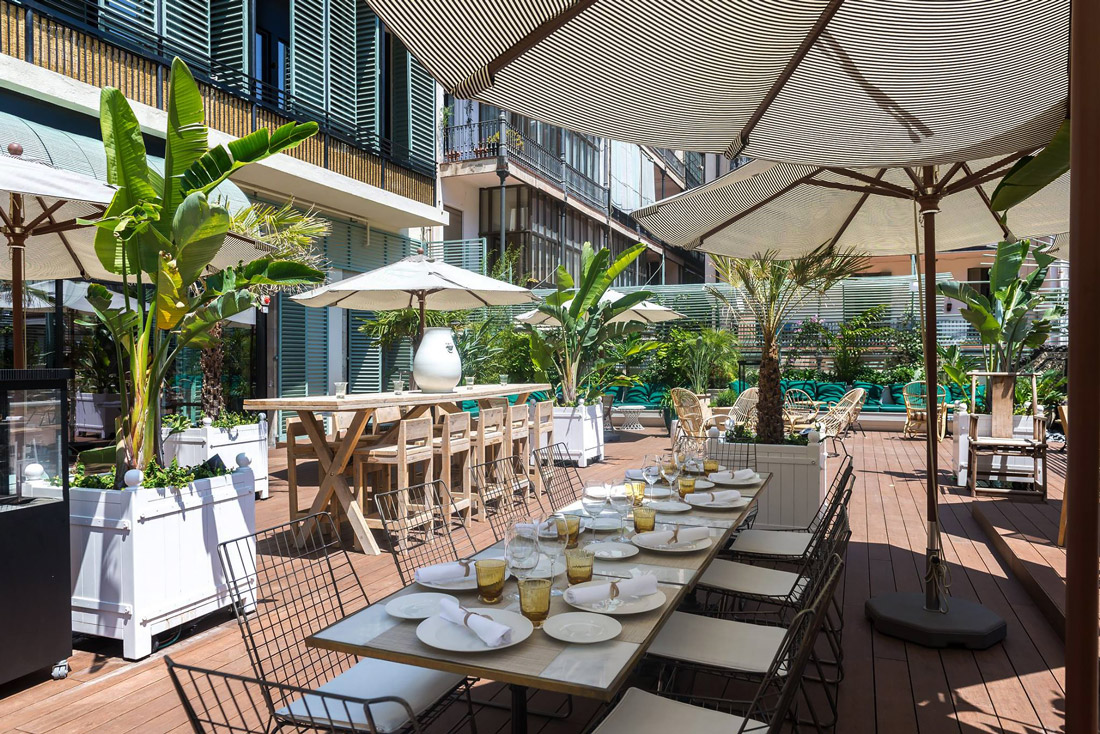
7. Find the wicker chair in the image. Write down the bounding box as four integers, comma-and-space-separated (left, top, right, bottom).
818, 388, 866, 456
729, 387, 759, 429
670, 387, 727, 448
782, 388, 818, 432
902, 381, 948, 440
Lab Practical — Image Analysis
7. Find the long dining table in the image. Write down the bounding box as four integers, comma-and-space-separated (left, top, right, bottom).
305, 472, 772, 734
245, 382, 551, 554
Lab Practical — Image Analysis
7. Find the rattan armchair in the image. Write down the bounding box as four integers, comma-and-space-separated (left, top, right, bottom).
818, 388, 865, 456
902, 381, 948, 440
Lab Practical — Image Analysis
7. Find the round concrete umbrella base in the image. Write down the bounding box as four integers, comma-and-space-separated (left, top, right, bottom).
865, 592, 1007, 650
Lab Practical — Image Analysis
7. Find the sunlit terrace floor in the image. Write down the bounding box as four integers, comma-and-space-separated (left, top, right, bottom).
0, 428, 1073, 734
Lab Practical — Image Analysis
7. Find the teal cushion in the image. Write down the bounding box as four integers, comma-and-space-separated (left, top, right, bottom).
879, 404, 907, 413
860, 401, 882, 412
460, 400, 481, 417
853, 381, 882, 401
779, 379, 791, 395
888, 383, 906, 405
620, 383, 666, 409
530, 391, 550, 403
728, 380, 751, 394
948, 384, 966, 402
816, 382, 846, 404
789, 380, 815, 397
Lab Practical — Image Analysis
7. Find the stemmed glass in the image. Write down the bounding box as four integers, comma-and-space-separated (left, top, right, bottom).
641, 454, 662, 496
538, 515, 567, 597
581, 481, 609, 543
607, 484, 633, 542
505, 521, 539, 601
660, 453, 681, 489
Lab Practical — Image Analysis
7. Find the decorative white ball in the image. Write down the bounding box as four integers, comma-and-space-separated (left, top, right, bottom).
124, 469, 143, 488
23, 462, 44, 480
808, 429, 821, 444
202, 416, 214, 427
706, 426, 720, 438
236, 453, 251, 469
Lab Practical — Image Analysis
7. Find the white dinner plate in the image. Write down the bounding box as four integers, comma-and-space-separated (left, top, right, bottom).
416, 608, 533, 652
685, 496, 751, 511
643, 487, 672, 499
543, 612, 622, 644
524, 556, 566, 579
648, 500, 691, 513
415, 560, 511, 591
385, 592, 457, 620
587, 541, 639, 560
708, 470, 763, 487
689, 479, 716, 491
631, 532, 713, 554
684, 461, 728, 475
584, 515, 623, 531
565, 582, 667, 615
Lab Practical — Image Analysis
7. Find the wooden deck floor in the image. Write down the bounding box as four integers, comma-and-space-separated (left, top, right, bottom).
0, 429, 1071, 733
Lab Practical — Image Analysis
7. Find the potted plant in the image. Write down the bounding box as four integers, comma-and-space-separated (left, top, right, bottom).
938, 239, 1063, 484
525, 242, 651, 465
73, 321, 122, 438
710, 243, 867, 528
52, 58, 324, 660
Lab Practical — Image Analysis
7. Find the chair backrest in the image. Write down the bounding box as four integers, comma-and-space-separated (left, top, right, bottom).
740, 556, 845, 733
783, 388, 815, 412
473, 454, 534, 541
534, 400, 555, 435
218, 513, 366, 707
371, 405, 403, 433
532, 442, 583, 511
438, 410, 471, 449
971, 371, 1030, 438
816, 454, 853, 528
507, 403, 529, 432
374, 480, 477, 586
476, 406, 505, 437
478, 397, 510, 412
706, 437, 758, 472
1058, 403, 1068, 441
396, 415, 434, 458
670, 387, 710, 438
166, 657, 405, 734
730, 387, 759, 427
819, 388, 865, 438
903, 381, 948, 409
805, 464, 854, 559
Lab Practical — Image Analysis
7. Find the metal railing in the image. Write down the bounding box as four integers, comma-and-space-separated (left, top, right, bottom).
419, 238, 488, 274
12, 0, 436, 180
655, 148, 687, 180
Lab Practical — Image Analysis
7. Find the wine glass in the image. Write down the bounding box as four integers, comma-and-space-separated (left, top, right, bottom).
505, 521, 539, 601
641, 454, 662, 495
538, 515, 567, 597
607, 484, 633, 541
581, 482, 609, 543
660, 453, 681, 488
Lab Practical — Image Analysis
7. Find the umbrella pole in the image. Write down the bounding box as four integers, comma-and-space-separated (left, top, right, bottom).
918, 184, 942, 612
417, 294, 426, 348
9, 192, 25, 369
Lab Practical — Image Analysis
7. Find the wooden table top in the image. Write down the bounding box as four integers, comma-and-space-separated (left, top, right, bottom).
244, 383, 552, 412
305, 472, 770, 701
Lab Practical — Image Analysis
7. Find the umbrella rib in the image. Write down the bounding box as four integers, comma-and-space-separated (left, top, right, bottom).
961, 163, 1015, 241
22, 200, 66, 232
805, 179, 911, 200
822, 167, 913, 197
424, 272, 495, 307
939, 149, 1034, 196
725, 0, 846, 158
696, 168, 825, 245
936, 162, 967, 191
453, 0, 598, 97
36, 198, 89, 280
829, 169, 885, 246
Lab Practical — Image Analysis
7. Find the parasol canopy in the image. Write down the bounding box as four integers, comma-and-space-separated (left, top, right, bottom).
515, 288, 683, 325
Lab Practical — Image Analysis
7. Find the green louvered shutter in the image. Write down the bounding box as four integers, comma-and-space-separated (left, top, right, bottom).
163, 0, 210, 71
98, 0, 157, 52
390, 37, 411, 157
277, 295, 329, 433
356, 4, 381, 149
328, 0, 357, 137
409, 59, 436, 171
210, 0, 249, 91
290, 0, 328, 119
348, 311, 381, 393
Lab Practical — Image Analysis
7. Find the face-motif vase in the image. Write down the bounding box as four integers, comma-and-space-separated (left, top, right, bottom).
412, 327, 463, 392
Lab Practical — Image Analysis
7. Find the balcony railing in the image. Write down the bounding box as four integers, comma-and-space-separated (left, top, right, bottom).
444, 121, 609, 211
655, 148, 687, 181
5, 0, 436, 202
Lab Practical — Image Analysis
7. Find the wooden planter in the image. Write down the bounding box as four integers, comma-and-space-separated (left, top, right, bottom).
74, 391, 121, 439
552, 404, 605, 467
162, 417, 270, 499
953, 408, 1042, 486
716, 438, 827, 529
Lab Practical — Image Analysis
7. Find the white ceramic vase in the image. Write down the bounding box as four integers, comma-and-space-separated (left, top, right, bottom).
412, 327, 463, 392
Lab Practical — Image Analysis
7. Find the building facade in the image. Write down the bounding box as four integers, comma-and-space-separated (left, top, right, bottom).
438, 99, 706, 287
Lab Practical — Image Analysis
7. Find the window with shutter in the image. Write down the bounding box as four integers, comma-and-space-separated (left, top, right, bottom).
277, 294, 329, 432
289, 0, 327, 119
356, 4, 381, 148
408, 58, 436, 168
163, 0, 210, 71
327, 0, 357, 137
389, 36, 411, 156
211, 0, 249, 90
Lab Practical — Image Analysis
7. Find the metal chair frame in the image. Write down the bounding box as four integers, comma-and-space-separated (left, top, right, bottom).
532, 442, 584, 512
472, 454, 539, 541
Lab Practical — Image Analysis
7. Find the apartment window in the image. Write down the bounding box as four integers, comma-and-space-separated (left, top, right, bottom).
967, 266, 992, 299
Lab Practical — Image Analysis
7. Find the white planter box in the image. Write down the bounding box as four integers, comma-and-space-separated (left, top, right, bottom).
25, 467, 256, 660
953, 410, 1042, 486
711, 438, 827, 530
553, 404, 605, 467
162, 418, 269, 499
74, 392, 121, 439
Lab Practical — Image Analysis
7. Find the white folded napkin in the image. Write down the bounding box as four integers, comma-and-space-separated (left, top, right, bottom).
438, 598, 513, 647
686, 489, 742, 505
732, 468, 757, 481
414, 559, 475, 584
564, 574, 659, 605
636, 526, 710, 546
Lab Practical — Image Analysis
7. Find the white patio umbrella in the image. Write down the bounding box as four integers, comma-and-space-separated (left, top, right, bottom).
291, 253, 537, 340
515, 289, 683, 325
634, 149, 1069, 649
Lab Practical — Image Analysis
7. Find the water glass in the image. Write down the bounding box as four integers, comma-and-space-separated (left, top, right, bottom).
581, 483, 608, 541
677, 476, 697, 500
607, 485, 633, 541
518, 578, 552, 628
565, 548, 595, 585
641, 454, 662, 491
505, 523, 539, 600
392, 378, 404, 395
499, 373, 510, 386
475, 559, 507, 604
660, 453, 681, 486
465, 375, 475, 390
537, 517, 567, 597
633, 506, 657, 533
334, 381, 348, 398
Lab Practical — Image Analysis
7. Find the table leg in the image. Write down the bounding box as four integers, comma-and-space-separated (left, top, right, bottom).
295, 410, 381, 554
510, 684, 528, 734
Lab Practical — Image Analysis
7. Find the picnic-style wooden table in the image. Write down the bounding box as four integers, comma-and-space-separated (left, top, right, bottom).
305, 472, 771, 734
245, 383, 551, 554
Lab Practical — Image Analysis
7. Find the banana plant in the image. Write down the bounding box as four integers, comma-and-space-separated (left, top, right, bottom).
84, 58, 323, 484
937, 239, 1063, 375
524, 243, 651, 405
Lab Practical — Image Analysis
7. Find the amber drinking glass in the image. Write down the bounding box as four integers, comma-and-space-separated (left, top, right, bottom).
703, 457, 720, 473
518, 578, 552, 628
633, 506, 656, 533
555, 514, 582, 550
677, 476, 697, 500
565, 548, 595, 585
475, 559, 507, 604
626, 480, 647, 506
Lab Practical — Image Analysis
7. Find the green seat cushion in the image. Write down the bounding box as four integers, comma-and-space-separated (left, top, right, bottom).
728, 380, 751, 394
815, 382, 847, 404
887, 383, 906, 405
460, 400, 481, 416
879, 404, 908, 413
788, 380, 816, 397
853, 381, 883, 402
860, 401, 882, 412
530, 391, 550, 403
779, 379, 792, 395
620, 383, 666, 409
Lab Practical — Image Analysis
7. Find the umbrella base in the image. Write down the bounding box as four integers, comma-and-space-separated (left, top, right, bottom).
865, 592, 1006, 649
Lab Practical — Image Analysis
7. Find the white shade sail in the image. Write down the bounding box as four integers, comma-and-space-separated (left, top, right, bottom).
291, 254, 536, 311
515, 289, 683, 325
369, 0, 1068, 167
632, 157, 1069, 258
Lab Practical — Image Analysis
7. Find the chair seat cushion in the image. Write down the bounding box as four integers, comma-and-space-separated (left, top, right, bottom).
729, 528, 812, 557
815, 382, 847, 404
878, 404, 907, 413
648, 611, 786, 675
699, 559, 806, 600
278, 659, 464, 733
591, 687, 767, 734
853, 381, 883, 401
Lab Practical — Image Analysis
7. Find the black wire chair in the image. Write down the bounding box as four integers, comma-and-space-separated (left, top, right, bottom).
165, 656, 435, 734
472, 454, 538, 541
373, 480, 478, 587
532, 442, 584, 512
216, 513, 475, 733
706, 437, 759, 473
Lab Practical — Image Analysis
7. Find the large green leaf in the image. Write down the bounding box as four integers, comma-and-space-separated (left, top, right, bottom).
160, 58, 208, 235
155, 255, 187, 330
172, 192, 230, 285
239, 256, 325, 287
989, 240, 1025, 294
989, 119, 1070, 211
180, 121, 318, 194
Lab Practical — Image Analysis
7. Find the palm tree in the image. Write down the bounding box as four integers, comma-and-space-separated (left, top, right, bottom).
711, 243, 868, 444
